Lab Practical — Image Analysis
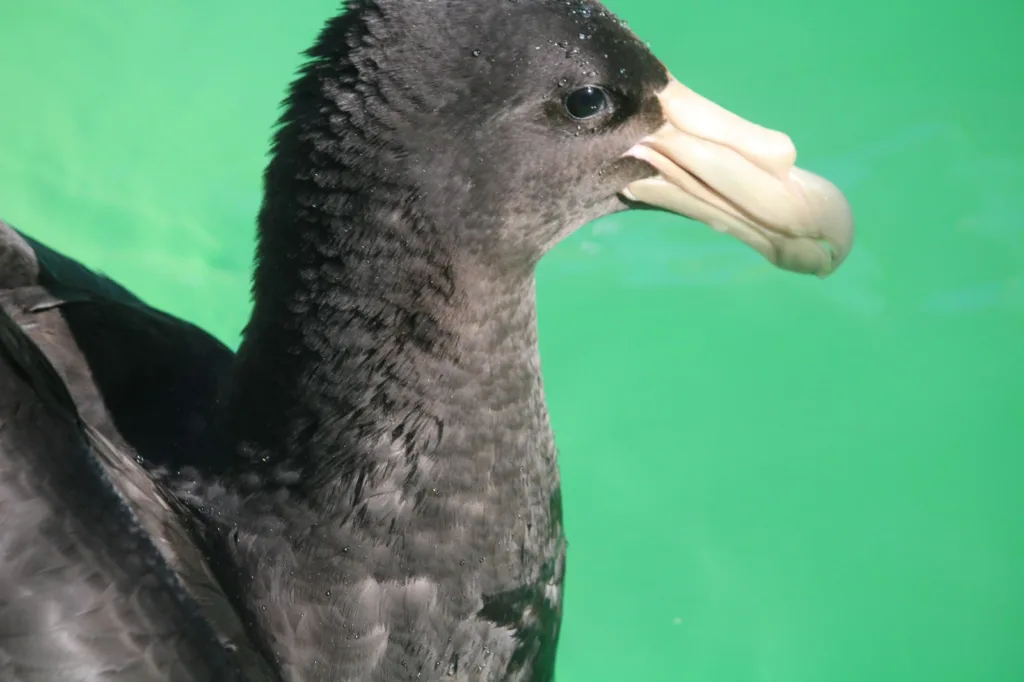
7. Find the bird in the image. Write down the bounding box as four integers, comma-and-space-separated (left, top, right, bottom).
0, 0, 854, 680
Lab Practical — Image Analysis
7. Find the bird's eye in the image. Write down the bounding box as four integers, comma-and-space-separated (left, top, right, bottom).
564, 86, 610, 120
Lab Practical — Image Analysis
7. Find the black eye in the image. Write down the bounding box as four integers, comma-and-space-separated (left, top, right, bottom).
564, 86, 609, 120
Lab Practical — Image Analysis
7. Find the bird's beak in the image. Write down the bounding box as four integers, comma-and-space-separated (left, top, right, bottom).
621, 77, 854, 277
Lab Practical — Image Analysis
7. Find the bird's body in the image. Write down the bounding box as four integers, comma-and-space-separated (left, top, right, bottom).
0, 1, 853, 679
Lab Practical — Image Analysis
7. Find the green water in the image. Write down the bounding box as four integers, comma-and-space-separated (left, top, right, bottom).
1, 0, 1021, 680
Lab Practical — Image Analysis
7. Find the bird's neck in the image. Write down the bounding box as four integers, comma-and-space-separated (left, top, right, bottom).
222, 188, 560, 534
184, 46, 568, 677
207, 203, 566, 678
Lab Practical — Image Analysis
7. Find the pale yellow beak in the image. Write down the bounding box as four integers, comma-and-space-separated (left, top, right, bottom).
622, 77, 854, 277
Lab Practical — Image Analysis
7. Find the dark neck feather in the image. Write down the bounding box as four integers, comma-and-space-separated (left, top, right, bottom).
190, 11, 567, 678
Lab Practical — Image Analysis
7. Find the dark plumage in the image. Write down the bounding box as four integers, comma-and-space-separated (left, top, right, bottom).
0, 229, 274, 680
0, 291, 250, 682
0, 225, 233, 472
0, 0, 853, 680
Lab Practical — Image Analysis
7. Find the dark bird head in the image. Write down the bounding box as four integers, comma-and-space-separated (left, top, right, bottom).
256, 0, 853, 296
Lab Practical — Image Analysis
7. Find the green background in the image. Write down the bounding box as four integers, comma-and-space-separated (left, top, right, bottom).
1, 0, 1021, 680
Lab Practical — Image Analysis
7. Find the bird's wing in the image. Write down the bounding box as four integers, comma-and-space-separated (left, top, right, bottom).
0, 304, 246, 681
0, 220, 276, 680
0, 218, 235, 472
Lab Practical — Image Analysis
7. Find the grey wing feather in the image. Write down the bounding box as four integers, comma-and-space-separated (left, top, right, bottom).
0, 220, 276, 680
0, 306, 246, 681
0, 218, 234, 471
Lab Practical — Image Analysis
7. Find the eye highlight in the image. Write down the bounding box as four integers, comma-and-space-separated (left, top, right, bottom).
563, 86, 610, 120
